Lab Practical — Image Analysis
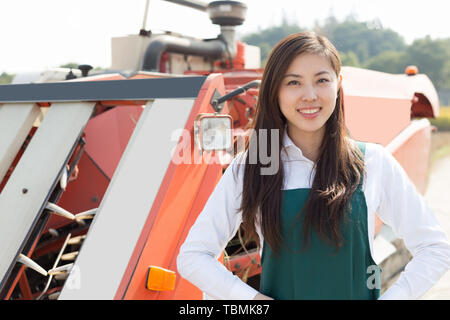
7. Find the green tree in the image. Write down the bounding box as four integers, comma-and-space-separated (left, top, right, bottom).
238, 15, 449, 92
59, 62, 80, 69
364, 51, 406, 74
340, 51, 360, 67
443, 60, 450, 90
0, 72, 14, 84
317, 18, 406, 65
403, 36, 450, 90
241, 23, 304, 66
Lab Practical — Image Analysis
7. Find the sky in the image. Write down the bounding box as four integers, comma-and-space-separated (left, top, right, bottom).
0, 0, 449, 74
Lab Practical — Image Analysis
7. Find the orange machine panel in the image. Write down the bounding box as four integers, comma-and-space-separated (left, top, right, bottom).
116, 74, 228, 300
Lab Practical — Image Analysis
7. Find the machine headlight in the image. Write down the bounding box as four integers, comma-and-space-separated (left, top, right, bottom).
194, 114, 233, 152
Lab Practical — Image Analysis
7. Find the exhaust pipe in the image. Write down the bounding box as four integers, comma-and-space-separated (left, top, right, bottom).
142, 1, 247, 72
142, 35, 227, 71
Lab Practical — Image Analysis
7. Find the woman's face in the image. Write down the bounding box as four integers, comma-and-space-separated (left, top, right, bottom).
278, 53, 341, 137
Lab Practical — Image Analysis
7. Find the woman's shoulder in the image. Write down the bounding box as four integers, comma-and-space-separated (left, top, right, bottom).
348, 138, 388, 162
348, 139, 394, 182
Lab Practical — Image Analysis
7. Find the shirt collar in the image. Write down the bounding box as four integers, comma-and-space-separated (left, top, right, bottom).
282, 125, 295, 150
281, 124, 313, 164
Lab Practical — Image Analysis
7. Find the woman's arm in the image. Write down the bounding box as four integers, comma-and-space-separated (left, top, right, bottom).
176, 153, 260, 300
374, 144, 450, 299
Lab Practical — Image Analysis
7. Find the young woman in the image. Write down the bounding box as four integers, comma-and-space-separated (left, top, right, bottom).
177, 32, 450, 300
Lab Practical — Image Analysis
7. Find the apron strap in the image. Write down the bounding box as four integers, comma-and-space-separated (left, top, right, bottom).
355, 141, 366, 157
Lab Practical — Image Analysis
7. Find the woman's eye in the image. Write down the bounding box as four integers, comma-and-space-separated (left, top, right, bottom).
287, 80, 300, 86
318, 78, 330, 83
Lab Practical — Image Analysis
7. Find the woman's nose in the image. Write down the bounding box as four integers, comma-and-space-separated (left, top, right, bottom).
301, 85, 318, 101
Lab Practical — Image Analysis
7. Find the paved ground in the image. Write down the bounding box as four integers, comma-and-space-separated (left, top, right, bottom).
420, 154, 450, 299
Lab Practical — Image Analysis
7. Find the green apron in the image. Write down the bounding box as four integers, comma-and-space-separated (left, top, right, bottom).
260, 142, 381, 300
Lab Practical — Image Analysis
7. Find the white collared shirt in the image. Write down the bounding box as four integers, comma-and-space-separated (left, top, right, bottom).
177, 130, 450, 300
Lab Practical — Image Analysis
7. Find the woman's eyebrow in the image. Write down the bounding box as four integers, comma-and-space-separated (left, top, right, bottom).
283, 71, 331, 78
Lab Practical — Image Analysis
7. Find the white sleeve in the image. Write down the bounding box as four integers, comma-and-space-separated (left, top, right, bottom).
176, 153, 259, 300
374, 144, 450, 300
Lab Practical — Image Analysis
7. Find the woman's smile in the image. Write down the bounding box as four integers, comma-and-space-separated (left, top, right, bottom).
297, 106, 322, 119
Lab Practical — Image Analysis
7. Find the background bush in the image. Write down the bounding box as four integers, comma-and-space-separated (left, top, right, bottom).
431, 106, 450, 131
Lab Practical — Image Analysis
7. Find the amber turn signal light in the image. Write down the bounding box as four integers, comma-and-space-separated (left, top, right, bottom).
406, 65, 418, 76
145, 266, 176, 291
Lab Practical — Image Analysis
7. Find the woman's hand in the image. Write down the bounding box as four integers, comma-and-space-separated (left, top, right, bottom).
253, 292, 274, 300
